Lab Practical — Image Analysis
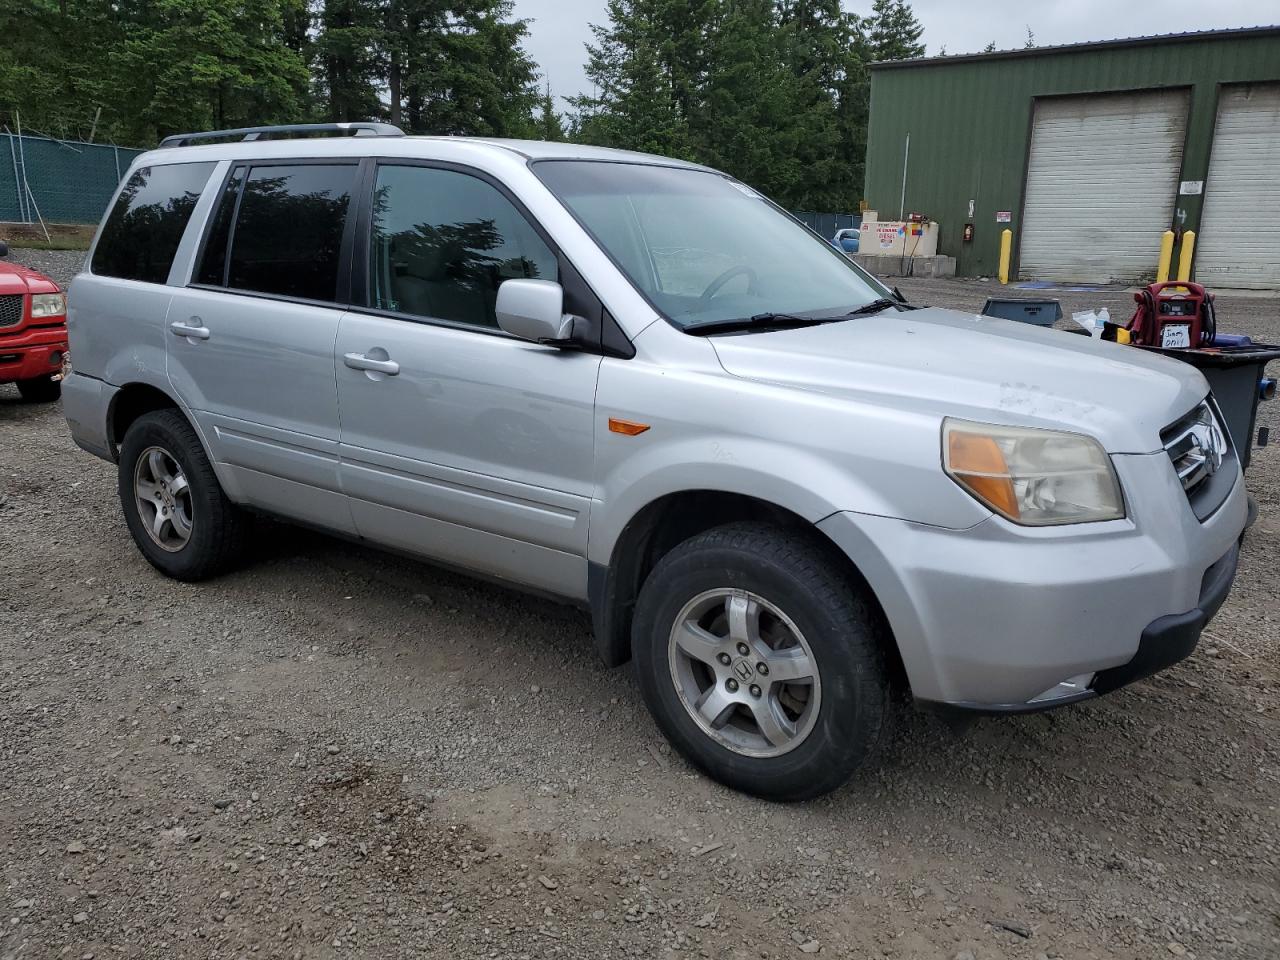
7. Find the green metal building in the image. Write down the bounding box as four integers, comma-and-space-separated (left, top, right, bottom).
863, 27, 1280, 287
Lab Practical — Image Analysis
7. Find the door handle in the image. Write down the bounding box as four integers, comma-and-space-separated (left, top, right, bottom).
169, 318, 211, 340
343, 352, 400, 376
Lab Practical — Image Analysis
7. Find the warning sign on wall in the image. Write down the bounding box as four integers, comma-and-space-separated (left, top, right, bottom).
875, 222, 904, 249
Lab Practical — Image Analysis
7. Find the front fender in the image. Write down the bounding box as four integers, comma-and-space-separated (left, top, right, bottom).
587, 436, 893, 566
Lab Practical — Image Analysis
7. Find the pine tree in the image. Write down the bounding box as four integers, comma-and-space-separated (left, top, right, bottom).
314, 0, 382, 122
865, 0, 925, 62
566, 0, 917, 211
696, 0, 807, 200
771, 0, 858, 209
374, 0, 538, 136
569, 0, 696, 157
537, 83, 566, 141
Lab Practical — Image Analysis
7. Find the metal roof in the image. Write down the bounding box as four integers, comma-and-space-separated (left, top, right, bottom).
871, 24, 1280, 70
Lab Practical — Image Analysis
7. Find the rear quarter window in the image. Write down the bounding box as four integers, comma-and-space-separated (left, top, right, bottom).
91, 162, 215, 284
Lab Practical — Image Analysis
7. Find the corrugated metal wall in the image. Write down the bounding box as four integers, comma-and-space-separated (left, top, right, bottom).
2, 134, 143, 224
864, 29, 1280, 278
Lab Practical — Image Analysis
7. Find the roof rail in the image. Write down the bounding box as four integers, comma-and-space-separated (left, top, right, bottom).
158, 121, 406, 149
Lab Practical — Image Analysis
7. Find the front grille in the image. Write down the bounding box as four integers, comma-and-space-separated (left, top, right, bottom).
0, 295, 23, 328
1162, 399, 1234, 520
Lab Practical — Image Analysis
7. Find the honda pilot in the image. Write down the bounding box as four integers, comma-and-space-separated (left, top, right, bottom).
63, 123, 1247, 800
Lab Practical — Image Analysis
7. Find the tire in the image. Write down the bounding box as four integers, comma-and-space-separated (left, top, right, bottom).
16, 375, 61, 402
632, 521, 890, 801
117, 409, 247, 581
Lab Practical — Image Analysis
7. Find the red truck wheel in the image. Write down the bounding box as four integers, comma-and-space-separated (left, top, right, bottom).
16, 375, 61, 403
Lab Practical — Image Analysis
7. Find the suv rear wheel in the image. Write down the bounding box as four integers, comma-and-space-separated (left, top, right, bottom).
632, 522, 890, 801
118, 409, 247, 580
16, 375, 61, 403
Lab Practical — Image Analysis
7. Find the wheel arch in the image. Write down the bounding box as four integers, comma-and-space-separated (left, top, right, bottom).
107, 382, 182, 458
105, 384, 223, 494
588, 489, 907, 689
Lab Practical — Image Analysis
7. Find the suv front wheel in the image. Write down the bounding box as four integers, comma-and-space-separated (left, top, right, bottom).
633, 522, 890, 801
118, 409, 247, 580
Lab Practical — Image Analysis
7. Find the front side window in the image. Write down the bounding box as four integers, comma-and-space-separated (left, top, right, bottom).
225, 164, 357, 301
91, 162, 215, 283
533, 161, 888, 329
369, 165, 557, 329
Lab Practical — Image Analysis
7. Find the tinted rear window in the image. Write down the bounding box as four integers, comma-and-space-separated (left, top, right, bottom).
91, 162, 215, 283
225, 164, 357, 302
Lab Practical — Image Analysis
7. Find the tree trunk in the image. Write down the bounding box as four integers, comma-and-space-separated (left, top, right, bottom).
389, 57, 402, 125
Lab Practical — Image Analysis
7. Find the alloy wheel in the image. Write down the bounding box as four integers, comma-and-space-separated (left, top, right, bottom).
133, 446, 194, 552
667, 588, 822, 758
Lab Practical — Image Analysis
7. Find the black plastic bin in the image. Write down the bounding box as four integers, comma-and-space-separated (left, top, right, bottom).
980, 298, 1063, 327
1136, 342, 1280, 471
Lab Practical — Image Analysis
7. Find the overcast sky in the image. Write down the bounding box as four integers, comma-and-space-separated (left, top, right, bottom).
514, 0, 1277, 107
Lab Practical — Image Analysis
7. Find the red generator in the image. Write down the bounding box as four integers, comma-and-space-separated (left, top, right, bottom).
1126, 281, 1216, 349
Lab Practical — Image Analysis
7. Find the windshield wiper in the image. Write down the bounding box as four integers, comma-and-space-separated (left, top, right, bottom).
844, 297, 904, 317
684, 312, 835, 336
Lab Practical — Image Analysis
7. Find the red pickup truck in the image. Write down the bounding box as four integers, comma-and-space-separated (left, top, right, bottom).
0, 240, 68, 402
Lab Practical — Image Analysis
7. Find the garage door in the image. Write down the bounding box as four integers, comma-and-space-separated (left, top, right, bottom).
1019, 90, 1189, 282
1195, 84, 1280, 290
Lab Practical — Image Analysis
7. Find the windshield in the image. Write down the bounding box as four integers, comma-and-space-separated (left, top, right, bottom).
533, 160, 890, 329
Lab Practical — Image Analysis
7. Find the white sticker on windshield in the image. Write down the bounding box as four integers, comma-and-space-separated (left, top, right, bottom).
729, 181, 760, 199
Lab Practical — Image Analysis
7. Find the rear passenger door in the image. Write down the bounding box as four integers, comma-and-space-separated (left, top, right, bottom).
334, 162, 602, 599
167, 160, 360, 533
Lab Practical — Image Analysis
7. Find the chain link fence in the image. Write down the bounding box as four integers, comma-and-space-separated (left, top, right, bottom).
792, 211, 861, 240
3, 132, 143, 225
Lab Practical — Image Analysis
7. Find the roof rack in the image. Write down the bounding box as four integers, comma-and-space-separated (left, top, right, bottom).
158, 122, 406, 149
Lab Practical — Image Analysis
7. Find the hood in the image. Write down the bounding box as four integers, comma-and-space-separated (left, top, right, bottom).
0, 261, 60, 297
709, 306, 1208, 454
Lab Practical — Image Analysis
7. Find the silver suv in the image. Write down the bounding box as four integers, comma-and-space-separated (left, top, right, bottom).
64, 124, 1247, 800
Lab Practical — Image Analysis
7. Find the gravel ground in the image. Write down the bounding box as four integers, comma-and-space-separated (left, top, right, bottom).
2, 249, 1279, 960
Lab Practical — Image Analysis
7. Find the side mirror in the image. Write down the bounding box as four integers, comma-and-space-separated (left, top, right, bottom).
0, 240, 8, 258
496, 279, 574, 344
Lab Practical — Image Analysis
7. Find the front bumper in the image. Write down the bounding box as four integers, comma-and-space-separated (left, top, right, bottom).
817, 449, 1249, 711
0, 329, 68, 383
1090, 541, 1237, 696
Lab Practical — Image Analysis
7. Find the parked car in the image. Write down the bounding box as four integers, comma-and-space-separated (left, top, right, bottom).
0, 240, 68, 401
64, 125, 1246, 800
833, 227, 860, 253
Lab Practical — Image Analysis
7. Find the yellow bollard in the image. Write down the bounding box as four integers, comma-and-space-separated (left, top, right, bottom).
1156, 230, 1175, 283
998, 228, 1012, 285
1176, 230, 1196, 282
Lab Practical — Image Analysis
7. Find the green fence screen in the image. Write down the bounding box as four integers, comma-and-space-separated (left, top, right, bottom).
2, 133, 144, 225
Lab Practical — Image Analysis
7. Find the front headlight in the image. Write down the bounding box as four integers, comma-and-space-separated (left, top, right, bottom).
30, 292, 66, 319
943, 418, 1124, 525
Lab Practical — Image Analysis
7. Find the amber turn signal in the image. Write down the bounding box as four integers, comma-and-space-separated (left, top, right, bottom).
945, 430, 1020, 520
608, 418, 650, 436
